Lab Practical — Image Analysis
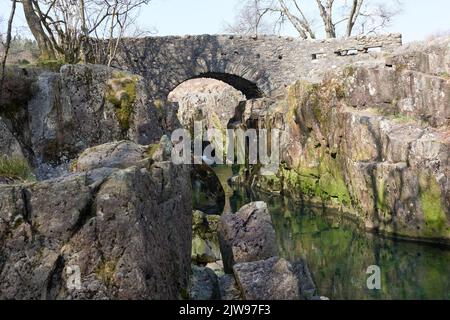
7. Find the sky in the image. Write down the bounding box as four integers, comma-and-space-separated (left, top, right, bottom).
134, 0, 450, 42
1, 0, 450, 43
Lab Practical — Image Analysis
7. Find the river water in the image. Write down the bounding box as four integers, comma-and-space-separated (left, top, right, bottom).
211, 165, 450, 300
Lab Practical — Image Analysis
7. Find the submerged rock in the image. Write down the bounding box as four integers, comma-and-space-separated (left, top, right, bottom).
218, 202, 278, 273
291, 258, 318, 299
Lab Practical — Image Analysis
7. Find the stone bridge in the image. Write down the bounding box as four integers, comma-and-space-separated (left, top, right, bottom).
115, 33, 402, 99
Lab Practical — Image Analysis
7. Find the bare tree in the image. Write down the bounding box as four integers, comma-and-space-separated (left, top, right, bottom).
223, 0, 272, 36
19, 0, 151, 63
225, 0, 402, 39
1, 0, 17, 95
277, 0, 316, 38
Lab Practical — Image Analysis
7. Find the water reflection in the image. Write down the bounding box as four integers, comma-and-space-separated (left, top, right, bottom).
212, 166, 450, 300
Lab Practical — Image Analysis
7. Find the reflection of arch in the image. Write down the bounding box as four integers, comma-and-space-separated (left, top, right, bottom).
170, 72, 264, 100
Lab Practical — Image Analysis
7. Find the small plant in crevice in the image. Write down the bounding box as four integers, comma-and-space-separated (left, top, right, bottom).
437, 71, 450, 80
0, 156, 35, 181
106, 72, 139, 132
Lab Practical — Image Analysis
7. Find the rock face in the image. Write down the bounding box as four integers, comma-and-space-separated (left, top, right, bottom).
0, 118, 24, 159
169, 78, 246, 132
233, 257, 301, 300
0, 142, 192, 300
0, 64, 165, 180
218, 202, 278, 273
249, 38, 450, 244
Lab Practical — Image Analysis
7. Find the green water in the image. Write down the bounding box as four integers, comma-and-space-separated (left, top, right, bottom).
212, 166, 450, 300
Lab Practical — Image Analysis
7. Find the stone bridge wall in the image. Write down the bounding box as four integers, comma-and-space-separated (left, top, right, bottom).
115, 33, 402, 98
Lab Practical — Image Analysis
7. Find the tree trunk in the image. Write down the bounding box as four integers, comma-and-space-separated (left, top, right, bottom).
316, 0, 336, 38
22, 0, 56, 60
346, 0, 364, 37
0, 0, 17, 98
79, 0, 88, 63
279, 0, 315, 39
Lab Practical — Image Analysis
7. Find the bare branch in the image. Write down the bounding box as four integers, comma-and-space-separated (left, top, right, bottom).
226, 0, 402, 39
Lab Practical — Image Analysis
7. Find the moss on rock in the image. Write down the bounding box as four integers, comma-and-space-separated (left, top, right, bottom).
419, 175, 449, 238
95, 259, 118, 288
36, 59, 65, 72
106, 72, 139, 132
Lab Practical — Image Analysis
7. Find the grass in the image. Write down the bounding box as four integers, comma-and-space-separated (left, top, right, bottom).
0, 156, 34, 181
437, 72, 450, 80
106, 73, 139, 132
36, 59, 65, 72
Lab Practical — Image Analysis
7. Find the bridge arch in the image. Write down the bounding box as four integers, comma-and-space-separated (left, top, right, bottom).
173, 72, 263, 100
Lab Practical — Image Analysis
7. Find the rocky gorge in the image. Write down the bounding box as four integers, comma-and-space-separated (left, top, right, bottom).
0, 34, 449, 300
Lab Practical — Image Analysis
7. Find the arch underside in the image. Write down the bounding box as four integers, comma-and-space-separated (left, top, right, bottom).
189, 72, 264, 99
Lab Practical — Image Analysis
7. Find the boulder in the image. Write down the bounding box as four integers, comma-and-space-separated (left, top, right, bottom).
232, 257, 302, 300
218, 274, 241, 300
206, 260, 225, 276
169, 78, 245, 133
74, 141, 147, 172
150, 135, 173, 162
188, 265, 220, 300
0, 147, 192, 299
218, 202, 278, 273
